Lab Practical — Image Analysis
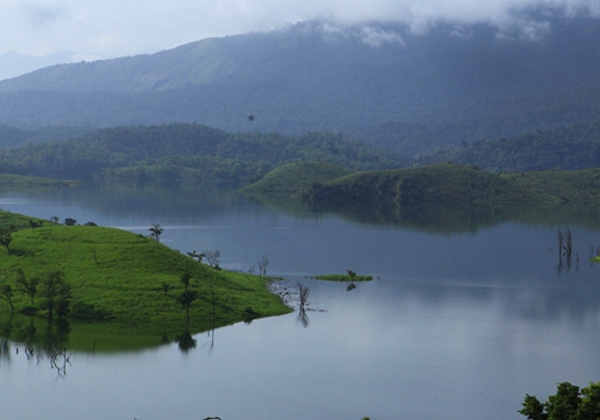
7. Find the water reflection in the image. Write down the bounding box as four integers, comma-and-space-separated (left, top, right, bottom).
2, 186, 600, 419
248, 184, 600, 233
0, 313, 73, 377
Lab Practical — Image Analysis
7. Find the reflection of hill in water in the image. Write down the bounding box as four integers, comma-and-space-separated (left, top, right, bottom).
334, 203, 600, 233
18, 184, 600, 234
28, 185, 253, 219
249, 192, 600, 234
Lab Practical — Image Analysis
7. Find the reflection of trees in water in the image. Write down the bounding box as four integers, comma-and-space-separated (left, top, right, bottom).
175, 330, 197, 352
310, 201, 600, 235
297, 282, 311, 328
0, 313, 13, 362
0, 315, 72, 376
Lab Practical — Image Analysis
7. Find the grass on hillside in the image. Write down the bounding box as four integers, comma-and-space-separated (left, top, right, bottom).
326, 163, 559, 205
0, 212, 291, 351
240, 161, 354, 197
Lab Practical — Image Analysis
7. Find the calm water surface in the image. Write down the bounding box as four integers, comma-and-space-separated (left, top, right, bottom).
1, 186, 600, 420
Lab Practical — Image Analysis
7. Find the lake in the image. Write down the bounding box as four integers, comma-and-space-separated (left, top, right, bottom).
1, 185, 600, 420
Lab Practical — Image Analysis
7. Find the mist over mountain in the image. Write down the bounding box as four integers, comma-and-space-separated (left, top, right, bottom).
0, 9, 598, 151
0, 51, 80, 81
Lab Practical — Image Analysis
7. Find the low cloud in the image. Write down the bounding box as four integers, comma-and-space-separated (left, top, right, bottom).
0, 0, 598, 57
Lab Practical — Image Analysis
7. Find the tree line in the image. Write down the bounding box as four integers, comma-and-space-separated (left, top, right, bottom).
0, 123, 409, 188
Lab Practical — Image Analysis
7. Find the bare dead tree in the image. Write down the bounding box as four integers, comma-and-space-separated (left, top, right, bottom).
257, 254, 269, 276
204, 250, 221, 268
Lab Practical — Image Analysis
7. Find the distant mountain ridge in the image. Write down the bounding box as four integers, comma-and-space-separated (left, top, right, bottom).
0, 11, 599, 142
0, 50, 79, 81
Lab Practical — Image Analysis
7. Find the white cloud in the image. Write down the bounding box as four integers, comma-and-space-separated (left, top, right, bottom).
0, 0, 598, 57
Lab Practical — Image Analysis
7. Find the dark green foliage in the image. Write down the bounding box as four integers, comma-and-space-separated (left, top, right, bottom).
186, 250, 205, 263
0, 124, 408, 188
302, 163, 555, 209
519, 381, 600, 420
426, 119, 600, 173
160, 281, 170, 296
70, 301, 112, 321
176, 290, 198, 311
16, 269, 38, 304
0, 225, 15, 253
0, 284, 14, 311
40, 271, 71, 319
180, 272, 192, 290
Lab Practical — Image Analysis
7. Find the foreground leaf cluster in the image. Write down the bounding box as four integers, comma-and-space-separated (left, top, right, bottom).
520, 381, 600, 420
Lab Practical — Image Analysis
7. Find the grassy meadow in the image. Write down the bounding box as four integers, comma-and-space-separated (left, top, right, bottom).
0, 211, 291, 351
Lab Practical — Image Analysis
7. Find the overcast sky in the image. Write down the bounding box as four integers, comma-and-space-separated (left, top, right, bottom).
1, 0, 599, 59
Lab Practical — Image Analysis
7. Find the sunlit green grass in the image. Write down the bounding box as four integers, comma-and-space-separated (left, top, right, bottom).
0, 212, 291, 350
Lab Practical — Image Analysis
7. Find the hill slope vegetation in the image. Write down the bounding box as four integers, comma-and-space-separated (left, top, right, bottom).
0, 12, 598, 146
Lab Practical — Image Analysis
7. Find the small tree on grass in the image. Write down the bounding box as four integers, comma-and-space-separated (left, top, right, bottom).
16, 269, 38, 304
177, 272, 198, 322
257, 254, 269, 276
0, 284, 15, 312
0, 225, 16, 253
204, 250, 221, 268
148, 224, 164, 242
177, 290, 199, 313
187, 250, 205, 263
40, 271, 71, 319
161, 282, 170, 296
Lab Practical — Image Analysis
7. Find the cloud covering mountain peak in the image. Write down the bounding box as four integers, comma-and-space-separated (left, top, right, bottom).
0, 0, 598, 59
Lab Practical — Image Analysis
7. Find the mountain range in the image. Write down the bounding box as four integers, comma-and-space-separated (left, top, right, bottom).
0, 10, 599, 155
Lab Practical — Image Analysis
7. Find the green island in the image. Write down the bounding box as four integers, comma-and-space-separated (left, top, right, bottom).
0, 208, 291, 352
313, 272, 374, 282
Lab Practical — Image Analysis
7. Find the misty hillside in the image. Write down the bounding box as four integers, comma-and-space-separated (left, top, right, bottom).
0, 11, 599, 146
0, 123, 409, 187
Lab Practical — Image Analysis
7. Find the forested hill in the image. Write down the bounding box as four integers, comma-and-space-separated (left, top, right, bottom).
420, 119, 600, 173
0, 123, 409, 187
0, 11, 598, 144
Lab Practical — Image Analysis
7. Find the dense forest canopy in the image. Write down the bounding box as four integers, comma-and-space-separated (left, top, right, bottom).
421, 119, 600, 172
0, 123, 409, 188
0, 116, 600, 189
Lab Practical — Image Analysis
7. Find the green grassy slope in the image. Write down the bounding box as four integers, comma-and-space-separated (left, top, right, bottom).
241, 161, 354, 197
303, 164, 559, 207
0, 217, 291, 350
